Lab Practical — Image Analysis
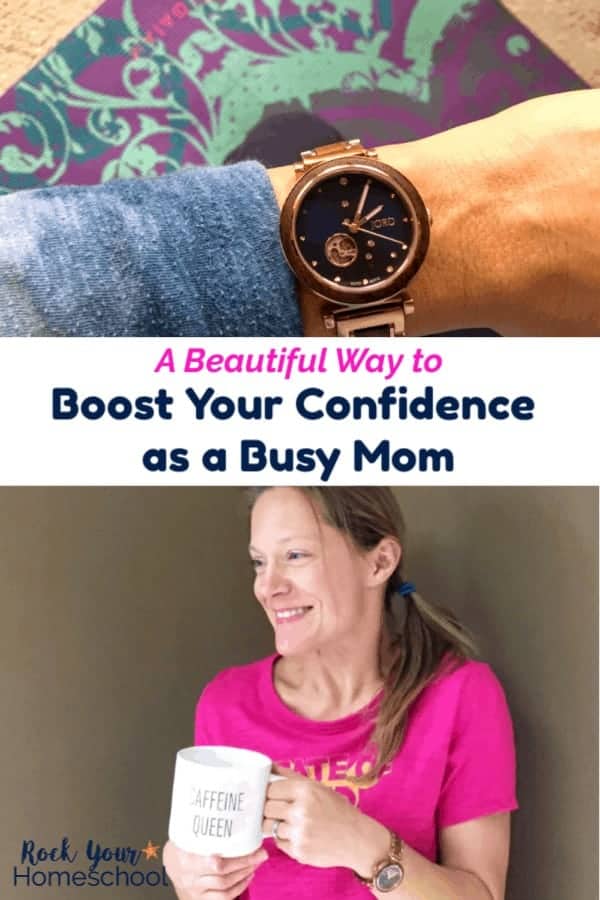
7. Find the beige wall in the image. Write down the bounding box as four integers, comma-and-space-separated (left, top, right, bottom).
396, 487, 598, 900
0, 488, 272, 898
0, 487, 597, 899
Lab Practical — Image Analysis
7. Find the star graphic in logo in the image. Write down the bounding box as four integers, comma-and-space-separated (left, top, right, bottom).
140, 840, 161, 861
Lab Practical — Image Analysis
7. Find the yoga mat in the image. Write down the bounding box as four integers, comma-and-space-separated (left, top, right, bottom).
0, 0, 585, 194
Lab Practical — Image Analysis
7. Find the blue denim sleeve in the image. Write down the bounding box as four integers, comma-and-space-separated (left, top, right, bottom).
0, 162, 301, 336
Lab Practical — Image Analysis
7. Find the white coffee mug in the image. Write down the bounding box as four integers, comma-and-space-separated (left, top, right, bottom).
168, 746, 282, 857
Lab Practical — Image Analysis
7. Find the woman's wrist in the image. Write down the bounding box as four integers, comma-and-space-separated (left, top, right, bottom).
350, 813, 392, 881
377, 120, 545, 335
267, 161, 295, 211
267, 90, 599, 335
265, 128, 515, 335
385, 91, 600, 335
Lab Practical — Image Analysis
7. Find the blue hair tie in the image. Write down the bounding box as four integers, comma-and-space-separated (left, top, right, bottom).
397, 581, 416, 596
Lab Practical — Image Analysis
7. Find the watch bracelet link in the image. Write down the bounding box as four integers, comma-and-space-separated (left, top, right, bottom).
294, 138, 377, 173
355, 830, 404, 889
322, 293, 414, 337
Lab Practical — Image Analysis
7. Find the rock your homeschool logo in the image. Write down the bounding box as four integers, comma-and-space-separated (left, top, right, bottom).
12, 837, 169, 890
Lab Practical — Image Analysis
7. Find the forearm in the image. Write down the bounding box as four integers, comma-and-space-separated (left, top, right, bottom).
269, 89, 600, 336
378, 851, 492, 900
353, 818, 496, 900
385, 90, 600, 336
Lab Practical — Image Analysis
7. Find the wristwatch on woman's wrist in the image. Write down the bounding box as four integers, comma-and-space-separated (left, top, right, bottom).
355, 830, 405, 892
279, 139, 431, 337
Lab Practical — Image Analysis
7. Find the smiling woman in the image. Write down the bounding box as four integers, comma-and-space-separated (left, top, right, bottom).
163, 486, 517, 900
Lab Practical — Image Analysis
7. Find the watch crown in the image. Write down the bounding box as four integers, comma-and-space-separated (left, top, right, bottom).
404, 297, 415, 317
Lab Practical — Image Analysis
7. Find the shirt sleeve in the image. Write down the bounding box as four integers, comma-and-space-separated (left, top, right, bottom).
0, 161, 300, 337
437, 663, 518, 829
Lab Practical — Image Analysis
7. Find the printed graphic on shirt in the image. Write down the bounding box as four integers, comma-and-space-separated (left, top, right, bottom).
278, 753, 392, 805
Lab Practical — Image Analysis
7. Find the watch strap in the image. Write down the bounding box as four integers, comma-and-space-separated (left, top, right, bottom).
298, 288, 414, 337
294, 138, 377, 173
324, 295, 414, 337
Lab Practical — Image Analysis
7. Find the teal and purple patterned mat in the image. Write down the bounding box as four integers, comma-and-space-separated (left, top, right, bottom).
0, 0, 584, 193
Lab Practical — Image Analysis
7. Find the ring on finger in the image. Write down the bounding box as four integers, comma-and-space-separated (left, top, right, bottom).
272, 818, 283, 840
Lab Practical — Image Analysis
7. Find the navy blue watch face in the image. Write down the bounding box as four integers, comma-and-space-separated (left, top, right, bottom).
295, 172, 415, 290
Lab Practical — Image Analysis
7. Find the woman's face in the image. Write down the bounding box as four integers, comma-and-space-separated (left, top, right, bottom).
249, 488, 379, 657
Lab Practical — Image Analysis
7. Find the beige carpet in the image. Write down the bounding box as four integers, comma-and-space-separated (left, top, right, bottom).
0, 0, 598, 96
507, 0, 599, 86
0, 0, 99, 94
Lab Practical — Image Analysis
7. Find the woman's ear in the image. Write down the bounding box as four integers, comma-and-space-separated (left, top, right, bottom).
367, 537, 402, 587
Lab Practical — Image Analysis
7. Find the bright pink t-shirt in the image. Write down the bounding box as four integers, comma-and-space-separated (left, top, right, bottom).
194, 655, 517, 899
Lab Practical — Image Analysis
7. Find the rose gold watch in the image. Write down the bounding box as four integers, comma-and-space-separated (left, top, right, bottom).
355, 830, 405, 893
280, 139, 431, 337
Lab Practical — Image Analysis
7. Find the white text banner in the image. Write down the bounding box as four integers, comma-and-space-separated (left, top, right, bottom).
0, 338, 597, 485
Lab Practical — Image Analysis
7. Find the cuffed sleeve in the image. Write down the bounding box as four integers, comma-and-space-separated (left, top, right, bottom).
0, 161, 300, 336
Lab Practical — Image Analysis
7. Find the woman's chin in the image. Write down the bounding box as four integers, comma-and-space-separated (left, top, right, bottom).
273, 608, 317, 657
275, 629, 315, 657
276, 635, 303, 657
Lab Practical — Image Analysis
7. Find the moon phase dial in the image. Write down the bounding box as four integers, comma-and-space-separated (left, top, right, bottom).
325, 233, 358, 268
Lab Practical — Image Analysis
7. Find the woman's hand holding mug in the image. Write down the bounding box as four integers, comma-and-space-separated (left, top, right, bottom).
262, 765, 389, 876
165, 746, 281, 898
162, 841, 267, 899
165, 745, 388, 892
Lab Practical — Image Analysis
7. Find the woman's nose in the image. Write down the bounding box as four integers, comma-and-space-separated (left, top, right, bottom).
259, 564, 290, 598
